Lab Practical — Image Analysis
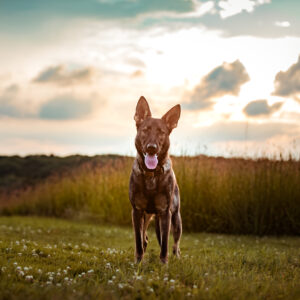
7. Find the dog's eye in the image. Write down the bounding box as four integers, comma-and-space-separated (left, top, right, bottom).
157, 128, 165, 134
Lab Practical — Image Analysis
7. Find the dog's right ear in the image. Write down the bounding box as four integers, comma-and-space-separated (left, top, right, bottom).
134, 96, 152, 128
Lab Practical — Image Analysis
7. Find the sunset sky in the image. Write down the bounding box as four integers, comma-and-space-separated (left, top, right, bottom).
1, 0, 300, 157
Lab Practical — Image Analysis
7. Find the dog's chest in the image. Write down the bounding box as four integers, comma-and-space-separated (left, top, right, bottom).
144, 176, 158, 190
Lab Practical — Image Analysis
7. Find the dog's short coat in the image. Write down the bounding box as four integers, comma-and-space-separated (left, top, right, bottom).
129, 96, 182, 263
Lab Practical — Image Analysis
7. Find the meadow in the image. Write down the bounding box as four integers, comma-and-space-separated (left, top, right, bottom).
1, 155, 300, 299
0, 216, 299, 300
0, 155, 299, 235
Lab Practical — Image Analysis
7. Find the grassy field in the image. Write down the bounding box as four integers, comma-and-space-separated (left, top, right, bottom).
1, 155, 300, 235
0, 216, 299, 300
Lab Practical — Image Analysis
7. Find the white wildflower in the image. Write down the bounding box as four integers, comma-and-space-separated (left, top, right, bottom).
25, 275, 33, 281
87, 269, 94, 273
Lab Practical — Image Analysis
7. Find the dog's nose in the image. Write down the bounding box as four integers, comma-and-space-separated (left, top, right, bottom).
146, 143, 157, 153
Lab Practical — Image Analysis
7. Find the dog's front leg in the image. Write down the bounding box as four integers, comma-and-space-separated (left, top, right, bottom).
132, 208, 144, 263
159, 209, 171, 264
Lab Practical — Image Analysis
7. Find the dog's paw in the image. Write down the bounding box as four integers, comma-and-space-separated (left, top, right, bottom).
135, 254, 144, 264
172, 245, 181, 258
160, 256, 168, 264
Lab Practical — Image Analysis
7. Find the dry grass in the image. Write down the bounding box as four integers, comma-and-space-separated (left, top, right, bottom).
1, 155, 300, 235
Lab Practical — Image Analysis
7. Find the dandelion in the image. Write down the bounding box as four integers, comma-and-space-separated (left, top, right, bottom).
164, 277, 168, 281
118, 283, 124, 289
204, 273, 209, 276
24, 267, 29, 271
64, 277, 69, 281
48, 276, 53, 281
19, 271, 25, 276
149, 287, 154, 293
15, 241, 20, 245
13, 262, 18, 266
37, 269, 42, 274
87, 269, 94, 273
56, 283, 62, 287
46, 281, 52, 285
170, 279, 175, 283
57, 272, 61, 276
193, 284, 197, 289
108, 280, 113, 284
16, 266, 22, 271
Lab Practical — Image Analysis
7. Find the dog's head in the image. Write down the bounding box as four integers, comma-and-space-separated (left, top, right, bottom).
134, 96, 181, 170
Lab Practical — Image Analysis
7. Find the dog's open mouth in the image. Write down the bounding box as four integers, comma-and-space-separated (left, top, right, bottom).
144, 153, 158, 170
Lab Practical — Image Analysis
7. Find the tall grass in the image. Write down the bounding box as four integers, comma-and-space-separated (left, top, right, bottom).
1, 156, 299, 235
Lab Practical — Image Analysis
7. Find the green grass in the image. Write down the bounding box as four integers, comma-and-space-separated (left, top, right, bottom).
0, 216, 300, 300
1, 156, 300, 235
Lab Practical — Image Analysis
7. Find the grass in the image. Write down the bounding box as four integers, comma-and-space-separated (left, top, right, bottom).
1, 156, 300, 235
0, 216, 300, 300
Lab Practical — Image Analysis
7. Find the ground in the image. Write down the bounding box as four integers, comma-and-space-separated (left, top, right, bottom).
0, 216, 299, 300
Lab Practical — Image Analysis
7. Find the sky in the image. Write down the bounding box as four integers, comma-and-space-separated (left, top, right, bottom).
0, 0, 300, 158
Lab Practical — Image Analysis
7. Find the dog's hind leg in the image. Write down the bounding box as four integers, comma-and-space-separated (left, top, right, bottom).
171, 211, 182, 257
155, 215, 161, 247
143, 214, 153, 252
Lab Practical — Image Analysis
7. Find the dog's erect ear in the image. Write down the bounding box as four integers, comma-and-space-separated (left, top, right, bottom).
162, 104, 181, 133
134, 96, 152, 127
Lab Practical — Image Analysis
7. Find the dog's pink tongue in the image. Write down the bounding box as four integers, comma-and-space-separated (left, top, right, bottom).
145, 154, 158, 170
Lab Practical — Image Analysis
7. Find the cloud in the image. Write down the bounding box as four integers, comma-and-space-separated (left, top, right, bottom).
184, 60, 250, 110
39, 96, 94, 120
0, 85, 33, 118
218, 0, 269, 19
273, 55, 300, 101
275, 21, 291, 28
243, 100, 283, 117
33, 65, 97, 86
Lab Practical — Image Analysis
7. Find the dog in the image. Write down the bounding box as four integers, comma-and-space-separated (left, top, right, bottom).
129, 96, 182, 264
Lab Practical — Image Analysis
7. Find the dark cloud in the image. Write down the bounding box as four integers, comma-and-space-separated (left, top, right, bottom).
243, 99, 283, 117
273, 55, 300, 101
0, 85, 29, 118
1, 0, 299, 39
184, 60, 249, 110
33, 65, 97, 86
39, 96, 93, 120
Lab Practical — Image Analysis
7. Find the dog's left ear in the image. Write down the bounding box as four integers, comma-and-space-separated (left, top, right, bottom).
162, 104, 181, 133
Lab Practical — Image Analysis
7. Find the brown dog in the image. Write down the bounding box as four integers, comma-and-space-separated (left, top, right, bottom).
129, 96, 182, 264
